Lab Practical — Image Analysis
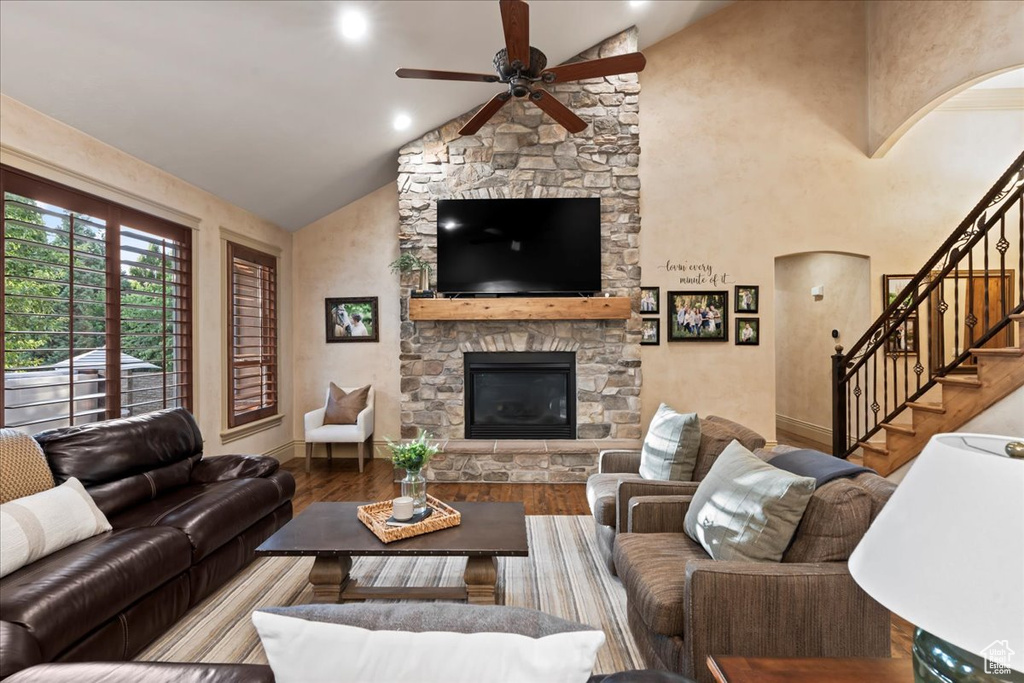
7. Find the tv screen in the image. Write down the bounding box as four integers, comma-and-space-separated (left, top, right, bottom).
436, 198, 601, 295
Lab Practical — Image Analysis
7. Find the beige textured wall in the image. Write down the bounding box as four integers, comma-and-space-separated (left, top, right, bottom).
637, 0, 1024, 440
774, 252, 871, 442
867, 0, 1024, 156
291, 183, 401, 457
0, 95, 295, 458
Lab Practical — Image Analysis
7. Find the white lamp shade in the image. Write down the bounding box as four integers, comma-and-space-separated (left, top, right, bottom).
849, 433, 1024, 672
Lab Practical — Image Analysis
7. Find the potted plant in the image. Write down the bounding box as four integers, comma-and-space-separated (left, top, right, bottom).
389, 253, 433, 295
384, 431, 439, 515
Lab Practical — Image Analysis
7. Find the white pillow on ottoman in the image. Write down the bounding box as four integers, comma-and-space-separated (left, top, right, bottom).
0, 477, 112, 578
252, 603, 606, 683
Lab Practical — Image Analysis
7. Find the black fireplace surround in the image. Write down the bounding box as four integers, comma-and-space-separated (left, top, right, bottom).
464, 352, 576, 439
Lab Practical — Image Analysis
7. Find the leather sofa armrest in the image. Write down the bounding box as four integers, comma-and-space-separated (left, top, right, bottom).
190, 454, 280, 484
3, 662, 275, 683
627, 495, 693, 533
599, 450, 642, 474
0, 621, 42, 680
615, 479, 700, 532
682, 560, 890, 677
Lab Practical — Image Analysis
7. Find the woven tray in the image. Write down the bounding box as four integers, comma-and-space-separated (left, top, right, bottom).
357, 495, 461, 544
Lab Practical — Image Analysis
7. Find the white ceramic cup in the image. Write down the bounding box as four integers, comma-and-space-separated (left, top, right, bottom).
392, 496, 415, 521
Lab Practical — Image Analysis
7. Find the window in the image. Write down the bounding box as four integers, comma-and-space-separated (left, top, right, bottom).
226, 241, 277, 427
1, 166, 192, 432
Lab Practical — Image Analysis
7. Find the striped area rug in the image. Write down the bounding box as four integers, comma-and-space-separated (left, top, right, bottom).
136, 515, 643, 674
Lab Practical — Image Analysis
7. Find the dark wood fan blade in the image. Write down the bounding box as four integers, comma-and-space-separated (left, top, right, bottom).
530, 89, 587, 134
542, 52, 647, 83
500, 0, 530, 70
396, 68, 499, 83
459, 92, 511, 135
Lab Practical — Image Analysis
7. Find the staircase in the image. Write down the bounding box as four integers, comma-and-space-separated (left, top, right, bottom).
833, 151, 1024, 476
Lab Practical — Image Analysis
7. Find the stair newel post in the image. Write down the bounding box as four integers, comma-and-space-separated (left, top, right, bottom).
831, 344, 847, 458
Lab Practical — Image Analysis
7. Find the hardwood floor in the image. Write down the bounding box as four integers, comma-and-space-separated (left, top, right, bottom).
280, 454, 912, 657
281, 457, 590, 516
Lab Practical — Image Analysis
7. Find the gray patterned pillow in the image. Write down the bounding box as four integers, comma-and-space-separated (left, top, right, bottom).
684, 440, 816, 562
638, 403, 701, 481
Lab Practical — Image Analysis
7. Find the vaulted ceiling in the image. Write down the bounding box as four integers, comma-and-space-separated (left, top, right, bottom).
0, 0, 729, 229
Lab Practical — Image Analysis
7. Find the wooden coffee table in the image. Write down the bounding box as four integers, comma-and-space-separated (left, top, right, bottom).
255, 501, 529, 605
707, 656, 914, 683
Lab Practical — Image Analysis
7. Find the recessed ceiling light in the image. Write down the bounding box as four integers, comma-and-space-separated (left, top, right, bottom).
393, 113, 412, 131
629, 0, 648, 7
339, 8, 368, 41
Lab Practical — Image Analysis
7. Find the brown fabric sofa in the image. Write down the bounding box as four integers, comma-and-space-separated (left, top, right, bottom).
585, 416, 766, 574
612, 454, 895, 683
0, 409, 295, 680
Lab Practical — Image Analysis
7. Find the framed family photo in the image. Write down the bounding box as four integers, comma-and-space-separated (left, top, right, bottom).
325, 297, 379, 343
640, 318, 660, 345
735, 285, 759, 313
639, 286, 660, 314
885, 315, 918, 355
735, 317, 760, 346
668, 290, 729, 342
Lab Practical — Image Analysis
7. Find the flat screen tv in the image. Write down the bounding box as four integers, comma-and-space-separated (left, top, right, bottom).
436, 198, 601, 295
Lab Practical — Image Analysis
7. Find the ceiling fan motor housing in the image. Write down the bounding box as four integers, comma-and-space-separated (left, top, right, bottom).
494, 46, 548, 81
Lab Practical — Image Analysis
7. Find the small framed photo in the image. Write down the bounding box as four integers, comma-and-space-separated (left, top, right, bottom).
325, 297, 379, 343
885, 315, 918, 355
735, 285, 759, 313
883, 274, 916, 312
735, 317, 760, 346
668, 291, 729, 342
640, 318, 660, 345
639, 286, 660, 314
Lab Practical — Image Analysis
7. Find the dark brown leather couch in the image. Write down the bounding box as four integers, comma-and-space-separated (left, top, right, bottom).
0, 408, 294, 680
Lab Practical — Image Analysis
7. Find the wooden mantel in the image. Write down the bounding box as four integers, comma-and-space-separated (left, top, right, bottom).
408, 296, 631, 321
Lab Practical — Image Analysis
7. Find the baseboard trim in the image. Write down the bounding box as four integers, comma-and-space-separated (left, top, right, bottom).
775, 414, 832, 448
264, 441, 299, 463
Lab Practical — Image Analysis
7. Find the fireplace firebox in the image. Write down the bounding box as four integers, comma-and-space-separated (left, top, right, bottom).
464, 352, 575, 439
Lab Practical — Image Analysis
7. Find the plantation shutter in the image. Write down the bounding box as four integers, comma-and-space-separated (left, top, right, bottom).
227, 241, 277, 427
1, 165, 193, 432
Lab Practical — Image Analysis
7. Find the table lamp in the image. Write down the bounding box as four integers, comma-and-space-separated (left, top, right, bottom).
849, 433, 1024, 682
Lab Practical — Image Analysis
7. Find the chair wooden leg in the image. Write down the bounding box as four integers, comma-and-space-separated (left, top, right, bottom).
357, 441, 365, 473
365, 435, 374, 460
305, 442, 313, 473
326, 443, 333, 464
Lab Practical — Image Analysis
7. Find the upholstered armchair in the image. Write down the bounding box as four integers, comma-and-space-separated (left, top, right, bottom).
303, 386, 374, 473
585, 415, 765, 574
613, 469, 896, 683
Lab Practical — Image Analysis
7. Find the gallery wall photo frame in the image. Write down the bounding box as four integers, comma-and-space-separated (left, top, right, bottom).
885, 315, 919, 355
640, 318, 660, 345
734, 285, 759, 313
735, 317, 760, 346
639, 286, 660, 315
667, 290, 729, 342
325, 297, 379, 343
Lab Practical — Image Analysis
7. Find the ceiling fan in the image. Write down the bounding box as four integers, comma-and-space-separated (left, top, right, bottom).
396, 0, 647, 136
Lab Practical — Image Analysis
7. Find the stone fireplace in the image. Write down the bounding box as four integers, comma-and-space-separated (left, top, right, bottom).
395, 28, 643, 480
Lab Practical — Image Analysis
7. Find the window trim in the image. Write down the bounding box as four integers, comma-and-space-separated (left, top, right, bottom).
226, 240, 278, 429
1, 164, 193, 428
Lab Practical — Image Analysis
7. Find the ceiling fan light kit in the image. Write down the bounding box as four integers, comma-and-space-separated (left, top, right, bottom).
396, 0, 646, 136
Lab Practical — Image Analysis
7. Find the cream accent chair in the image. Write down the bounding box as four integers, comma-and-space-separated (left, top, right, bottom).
303, 386, 375, 474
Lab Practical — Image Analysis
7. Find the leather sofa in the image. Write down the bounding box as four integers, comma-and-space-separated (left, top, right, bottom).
612, 451, 896, 683
0, 408, 295, 680
585, 416, 766, 574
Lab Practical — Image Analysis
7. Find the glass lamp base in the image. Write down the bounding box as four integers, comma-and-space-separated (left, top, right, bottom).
913, 628, 1024, 683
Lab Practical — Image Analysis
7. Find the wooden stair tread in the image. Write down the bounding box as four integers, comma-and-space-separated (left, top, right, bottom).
970, 347, 1023, 356
1010, 313, 1024, 321
907, 401, 946, 414
858, 441, 889, 455
881, 423, 916, 436
935, 375, 981, 387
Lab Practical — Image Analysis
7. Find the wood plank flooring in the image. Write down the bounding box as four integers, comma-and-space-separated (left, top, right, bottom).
280, 454, 912, 657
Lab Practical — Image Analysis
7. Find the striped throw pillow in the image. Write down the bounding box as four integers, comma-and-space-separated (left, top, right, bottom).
638, 403, 702, 481
0, 477, 112, 578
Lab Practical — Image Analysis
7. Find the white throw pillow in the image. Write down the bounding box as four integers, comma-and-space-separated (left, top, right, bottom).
252, 610, 605, 683
0, 477, 112, 578
638, 403, 701, 481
